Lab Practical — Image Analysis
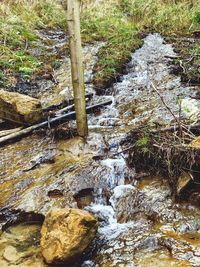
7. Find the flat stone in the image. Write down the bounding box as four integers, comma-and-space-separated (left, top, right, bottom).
3, 246, 21, 263
0, 89, 43, 124
40, 208, 97, 264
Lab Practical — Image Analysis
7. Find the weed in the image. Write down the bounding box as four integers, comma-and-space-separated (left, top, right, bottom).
193, 12, 200, 24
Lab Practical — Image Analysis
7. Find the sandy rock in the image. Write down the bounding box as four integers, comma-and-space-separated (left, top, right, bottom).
177, 171, 193, 196
191, 136, 200, 148
0, 89, 43, 124
3, 246, 21, 263
40, 208, 97, 264
190, 136, 200, 165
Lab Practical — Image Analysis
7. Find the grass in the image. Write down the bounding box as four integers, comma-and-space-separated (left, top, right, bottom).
82, 0, 200, 89
0, 0, 67, 87
119, 0, 200, 34
0, 0, 200, 90
82, 7, 141, 89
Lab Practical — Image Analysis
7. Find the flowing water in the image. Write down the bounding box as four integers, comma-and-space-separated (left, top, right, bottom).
0, 33, 200, 266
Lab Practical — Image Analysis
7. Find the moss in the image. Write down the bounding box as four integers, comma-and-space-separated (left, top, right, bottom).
93, 25, 141, 90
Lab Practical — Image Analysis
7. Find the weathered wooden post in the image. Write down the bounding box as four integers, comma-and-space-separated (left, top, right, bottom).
67, 0, 88, 138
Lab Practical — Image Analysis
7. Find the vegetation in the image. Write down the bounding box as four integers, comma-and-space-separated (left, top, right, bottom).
82, 0, 200, 88
1, 0, 200, 89
119, 0, 200, 34
81, 3, 141, 90
127, 125, 200, 196
0, 0, 67, 87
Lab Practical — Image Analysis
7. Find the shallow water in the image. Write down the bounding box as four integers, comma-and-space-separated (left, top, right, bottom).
0, 33, 200, 266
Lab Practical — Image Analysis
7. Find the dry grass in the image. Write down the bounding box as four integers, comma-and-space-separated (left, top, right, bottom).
120, 0, 200, 34
124, 126, 200, 195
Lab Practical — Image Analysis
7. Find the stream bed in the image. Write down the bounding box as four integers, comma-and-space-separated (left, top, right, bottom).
0, 33, 200, 266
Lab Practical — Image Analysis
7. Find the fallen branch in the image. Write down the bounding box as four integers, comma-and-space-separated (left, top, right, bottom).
150, 122, 200, 134
54, 93, 94, 116
55, 104, 74, 116
42, 92, 93, 112
0, 100, 112, 146
151, 81, 183, 136
0, 127, 22, 137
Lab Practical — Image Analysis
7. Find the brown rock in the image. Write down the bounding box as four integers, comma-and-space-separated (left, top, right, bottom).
0, 89, 43, 124
40, 208, 97, 264
3, 246, 21, 263
177, 171, 193, 196
191, 136, 200, 148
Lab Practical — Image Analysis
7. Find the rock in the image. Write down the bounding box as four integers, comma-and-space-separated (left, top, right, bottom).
40, 208, 97, 264
0, 89, 43, 124
181, 98, 200, 122
3, 246, 21, 263
177, 171, 193, 196
190, 136, 200, 169
191, 136, 200, 148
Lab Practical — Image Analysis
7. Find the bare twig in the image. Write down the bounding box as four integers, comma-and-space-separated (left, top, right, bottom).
151, 81, 183, 136
0, 100, 112, 146
55, 104, 74, 116
150, 122, 200, 134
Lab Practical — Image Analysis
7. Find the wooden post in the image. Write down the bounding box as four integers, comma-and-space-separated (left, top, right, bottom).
67, 0, 88, 138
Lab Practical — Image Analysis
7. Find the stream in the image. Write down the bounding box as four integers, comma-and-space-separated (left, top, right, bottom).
0, 33, 200, 267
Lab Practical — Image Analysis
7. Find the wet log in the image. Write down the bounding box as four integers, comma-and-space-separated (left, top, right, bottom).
0, 100, 112, 145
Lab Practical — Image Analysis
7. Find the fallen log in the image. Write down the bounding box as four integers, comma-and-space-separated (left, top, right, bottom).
0, 100, 112, 145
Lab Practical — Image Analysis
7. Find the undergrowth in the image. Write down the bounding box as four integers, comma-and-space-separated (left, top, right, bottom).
119, 0, 200, 35
124, 126, 200, 196
0, 0, 67, 87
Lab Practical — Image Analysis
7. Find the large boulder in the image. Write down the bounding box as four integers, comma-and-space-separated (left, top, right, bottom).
0, 89, 43, 124
40, 208, 97, 265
